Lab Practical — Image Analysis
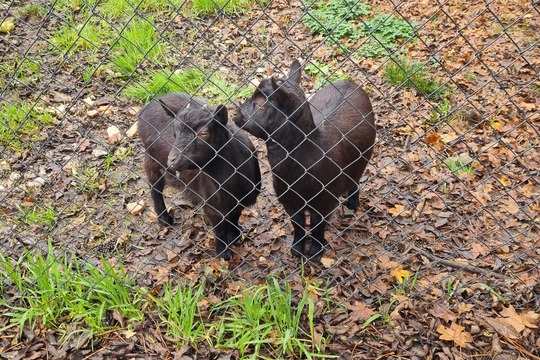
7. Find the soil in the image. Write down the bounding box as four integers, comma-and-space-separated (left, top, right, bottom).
1, 0, 539, 358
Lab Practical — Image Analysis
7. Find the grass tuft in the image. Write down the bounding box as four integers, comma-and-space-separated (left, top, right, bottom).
111, 17, 166, 76
385, 57, 451, 99
0, 101, 54, 152
190, 0, 261, 16
124, 68, 252, 104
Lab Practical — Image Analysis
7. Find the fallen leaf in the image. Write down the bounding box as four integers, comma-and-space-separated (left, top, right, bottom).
500, 305, 539, 332
126, 121, 138, 137
126, 200, 145, 215
107, 125, 122, 144
346, 301, 375, 323
320, 256, 335, 268
469, 243, 489, 259
390, 268, 411, 283
430, 303, 457, 322
485, 317, 520, 339
389, 204, 411, 217
425, 131, 441, 145
0, 19, 15, 33
437, 322, 473, 347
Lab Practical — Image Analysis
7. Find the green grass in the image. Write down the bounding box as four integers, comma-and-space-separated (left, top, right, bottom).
49, 17, 113, 55
0, 243, 143, 337
1, 243, 333, 358
385, 57, 451, 99
124, 68, 252, 104
209, 278, 331, 358
428, 99, 453, 124
18, 3, 49, 18
17, 203, 57, 228
111, 17, 166, 76
70, 161, 106, 194
0, 59, 42, 86
444, 153, 474, 176
151, 282, 207, 346
0, 101, 54, 152
302, 0, 370, 40
190, 0, 263, 16
304, 61, 349, 90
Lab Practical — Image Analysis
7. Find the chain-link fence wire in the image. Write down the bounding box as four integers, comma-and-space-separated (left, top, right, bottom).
1, 0, 539, 356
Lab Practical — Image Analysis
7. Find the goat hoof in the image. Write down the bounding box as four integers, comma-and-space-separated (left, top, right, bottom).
291, 246, 304, 258
158, 213, 174, 227
345, 196, 359, 210
306, 242, 325, 258
217, 247, 233, 260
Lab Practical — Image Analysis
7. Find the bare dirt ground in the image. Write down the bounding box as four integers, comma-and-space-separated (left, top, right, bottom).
1, 0, 539, 358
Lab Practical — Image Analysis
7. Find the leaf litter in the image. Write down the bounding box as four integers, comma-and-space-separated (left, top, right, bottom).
0, 0, 539, 359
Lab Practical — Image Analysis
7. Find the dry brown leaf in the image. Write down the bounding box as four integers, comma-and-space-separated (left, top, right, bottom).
500, 305, 539, 332
320, 256, 336, 268
485, 317, 520, 339
436, 322, 473, 347
469, 242, 489, 259
378, 255, 400, 269
346, 301, 375, 323
430, 303, 458, 323
425, 131, 441, 145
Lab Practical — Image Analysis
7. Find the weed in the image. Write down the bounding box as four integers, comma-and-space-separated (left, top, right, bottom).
124, 69, 251, 104
111, 17, 166, 76
0, 101, 54, 152
428, 99, 453, 124
393, 268, 419, 296
51, 0, 98, 12
302, 0, 370, 40
70, 162, 106, 193
151, 282, 207, 345
18, 3, 48, 18
18, 203, 57, 228
354, 15, 417, 58
305, 60, 349, 89
385, 57, 451, 99
445, 277, 459, 303
444, 153, 474, 176
464, 73, 476, 81
0, 59, 42, 86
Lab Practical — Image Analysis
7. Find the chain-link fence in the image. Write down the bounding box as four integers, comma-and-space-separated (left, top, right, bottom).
1, 0, 539, 358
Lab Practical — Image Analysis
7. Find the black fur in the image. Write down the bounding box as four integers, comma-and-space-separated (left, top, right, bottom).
233, 60, 376, 258
138, 93, 261, 259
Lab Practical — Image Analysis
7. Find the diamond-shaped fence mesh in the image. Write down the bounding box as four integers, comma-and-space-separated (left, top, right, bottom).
1, 0, 539, 358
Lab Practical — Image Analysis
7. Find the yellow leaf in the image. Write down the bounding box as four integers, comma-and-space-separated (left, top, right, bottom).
0, 19, 15, 33
389, 204, 411, 217
498, 177, 508, 187
437, 322, 473, 348
390, 268, 411, 283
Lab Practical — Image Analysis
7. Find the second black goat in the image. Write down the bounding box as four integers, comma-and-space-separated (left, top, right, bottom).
233, 60, 376, 258
138, 93, 261, 259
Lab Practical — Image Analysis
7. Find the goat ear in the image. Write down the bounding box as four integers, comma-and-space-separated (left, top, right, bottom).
288, 60, 302, 85
214, 104, 228, 126
157, 99, 176, 118
270, 77, 287, 100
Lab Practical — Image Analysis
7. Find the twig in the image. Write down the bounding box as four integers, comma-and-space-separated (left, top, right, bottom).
418, 250, 511, 281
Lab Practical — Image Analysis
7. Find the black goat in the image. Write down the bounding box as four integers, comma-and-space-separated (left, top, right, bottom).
138, 93, 261, 259
233, 60, 376, 258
